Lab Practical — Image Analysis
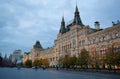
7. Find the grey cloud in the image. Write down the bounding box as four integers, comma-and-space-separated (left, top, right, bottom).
0, 0, 120, 55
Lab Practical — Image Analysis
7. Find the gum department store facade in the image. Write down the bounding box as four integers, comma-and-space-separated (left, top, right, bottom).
23, 5, 120, 67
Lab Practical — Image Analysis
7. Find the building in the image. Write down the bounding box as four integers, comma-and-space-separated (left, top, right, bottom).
23, 40, 58, 67
11, 50, 22, 64
54, 5, 120, 65
30, 40, 43, 62
38, 47, 58, 66
22, 52, 30, 64
23, 5, 120, 67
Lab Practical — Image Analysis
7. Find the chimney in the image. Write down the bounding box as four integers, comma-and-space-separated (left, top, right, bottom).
94, 21, 100, 30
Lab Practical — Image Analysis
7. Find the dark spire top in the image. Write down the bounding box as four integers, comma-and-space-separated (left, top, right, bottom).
73, 5, 84, 26
59, 16, 66, 34
75, 5, 79, 13
33, 40, 43, 49
62, 16, 65, 23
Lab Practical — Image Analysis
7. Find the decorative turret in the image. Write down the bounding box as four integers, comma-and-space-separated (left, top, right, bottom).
59, 16, 66, 34
33, 40, 43, 49
73, 5, 84, 26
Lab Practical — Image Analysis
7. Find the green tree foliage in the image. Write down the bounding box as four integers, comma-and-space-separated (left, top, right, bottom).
102, 45, 116, 70
115, 51, 120, 66
103, 45, 120, 70
25, 60, 32, 68
42, 59, 49, 67
62, 55, 71, 68
58, 56, 64, 67
76, 54, 81, 66
58, 47, 120, 69
32, 60, 42, 66
91, 51, 100, 69
32, 59, 50, 67
59, 48, 90, 68
77, 48, 89, 68
70, 55, 77, 66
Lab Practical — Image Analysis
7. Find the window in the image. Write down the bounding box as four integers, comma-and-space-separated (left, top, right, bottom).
73, 40, 76, 48
100, 37, 103, 42
112, 34, 115, 39
89, 40, 91, 44
103, 36, 106, 41
82, 40, 85, 45
115, 33, 119, 38
79, 41, 82, 46
79, 40, 85, 46
73, 42, 76, 48
106, 35, 109, 40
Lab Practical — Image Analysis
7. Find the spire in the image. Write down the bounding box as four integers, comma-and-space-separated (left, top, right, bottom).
75, 5, 79, 13
33, 40, 43, 49
73, 4, 84, 26
59, 16, 66, 34
62, 16, 65, 23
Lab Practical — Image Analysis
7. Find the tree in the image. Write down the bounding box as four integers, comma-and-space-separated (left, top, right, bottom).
58, 56, 64, 67
70, 55, 77, 66
77, 48, 89, 68
91, 50, 100, 69
115, 51, 120, 66
25, 60, 32, 68
103, 44, 119, 71
59, 55, 77, 68
41, 59, 49, 67
103, 46, 113, 69
63, 55, 71, 68
32, 60, 42, 67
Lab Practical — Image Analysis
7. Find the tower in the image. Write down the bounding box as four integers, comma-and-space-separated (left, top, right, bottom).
73, 5, 84, 26
33, 40, 43, 49
59, 16, 66, 34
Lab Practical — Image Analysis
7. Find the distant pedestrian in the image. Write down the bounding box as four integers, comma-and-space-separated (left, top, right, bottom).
42, 66, 46, 70
56, 66, 59, 70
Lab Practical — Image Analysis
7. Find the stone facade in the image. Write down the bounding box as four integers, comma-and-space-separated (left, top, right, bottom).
23, 5, 120, 67
23, 52, 30, 64
23, 41, 58, 67
54, 5, 120, 59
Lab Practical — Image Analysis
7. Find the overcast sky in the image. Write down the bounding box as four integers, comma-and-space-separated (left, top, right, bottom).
0, 0, 120, 56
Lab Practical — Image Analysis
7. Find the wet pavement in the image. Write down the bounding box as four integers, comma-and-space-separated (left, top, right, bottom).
0, 68, 120, 79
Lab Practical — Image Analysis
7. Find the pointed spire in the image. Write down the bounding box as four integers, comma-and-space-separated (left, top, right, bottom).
75, 5, 79, 13
62, 16, 65, 23
59, 16, 66, 34
73, 4, 84, 26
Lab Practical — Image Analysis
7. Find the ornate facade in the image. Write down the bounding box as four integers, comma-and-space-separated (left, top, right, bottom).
23, 41, 58, 66
23, 5, 120, 67
54, 5, 120, 59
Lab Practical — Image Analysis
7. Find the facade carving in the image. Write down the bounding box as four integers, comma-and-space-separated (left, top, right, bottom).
23, 5, 120, 67
54, 5, 120, 60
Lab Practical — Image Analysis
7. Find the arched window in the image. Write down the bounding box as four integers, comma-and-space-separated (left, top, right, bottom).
115, 33, 119, 38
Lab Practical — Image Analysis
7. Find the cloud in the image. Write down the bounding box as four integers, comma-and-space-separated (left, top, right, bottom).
0, 0, 120, 55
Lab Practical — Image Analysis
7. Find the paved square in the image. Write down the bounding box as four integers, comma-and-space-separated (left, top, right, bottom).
0, 68, 120, 79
